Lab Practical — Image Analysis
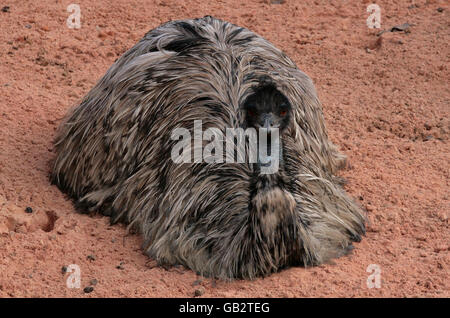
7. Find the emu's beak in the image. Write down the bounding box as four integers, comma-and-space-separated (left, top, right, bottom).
263, 113, 280, 130
263, 114, 274, 130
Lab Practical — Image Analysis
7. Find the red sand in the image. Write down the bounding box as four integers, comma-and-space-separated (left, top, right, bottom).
0, 0, 448, 297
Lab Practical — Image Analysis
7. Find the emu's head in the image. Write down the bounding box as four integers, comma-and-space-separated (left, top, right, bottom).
243, 84, 291, 172
243, 84, 292, 132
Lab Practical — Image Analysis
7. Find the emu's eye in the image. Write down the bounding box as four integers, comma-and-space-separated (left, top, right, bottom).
280, 110, 287, 117
248, 109, 256, 117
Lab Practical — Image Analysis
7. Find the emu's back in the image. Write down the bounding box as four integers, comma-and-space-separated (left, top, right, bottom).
52, 16, 366, 279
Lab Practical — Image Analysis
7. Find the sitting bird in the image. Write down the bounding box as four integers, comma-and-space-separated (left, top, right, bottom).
51, 16, 366, 280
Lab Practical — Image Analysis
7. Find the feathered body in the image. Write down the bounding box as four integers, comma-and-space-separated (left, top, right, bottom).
52, 16, 366, 279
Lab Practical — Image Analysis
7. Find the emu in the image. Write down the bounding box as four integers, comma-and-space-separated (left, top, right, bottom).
51, 16, 366, 280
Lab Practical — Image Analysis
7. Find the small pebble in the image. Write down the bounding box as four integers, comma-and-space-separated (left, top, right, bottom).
89, 279, 98, 286
116, 261, 124, 270
194, 287, 205, 297
83, 286, 94, 293
61, 265, 68, 274
423, 135, 433, 142
437, 7, 444, 12
25, 207, 33, 213
1, 6, 9, 13
25, 24, 32, 29
87, 254, 96, 261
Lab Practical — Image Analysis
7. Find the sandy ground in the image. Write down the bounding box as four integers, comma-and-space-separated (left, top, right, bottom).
0, 0, 448, 298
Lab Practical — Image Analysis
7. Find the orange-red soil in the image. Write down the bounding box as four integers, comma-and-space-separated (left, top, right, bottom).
0, 0, 448, 297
